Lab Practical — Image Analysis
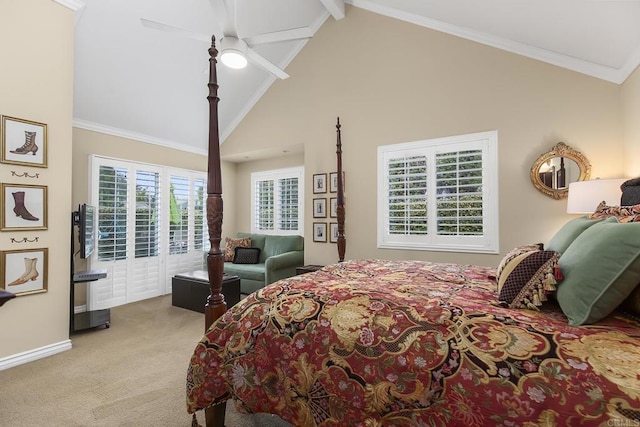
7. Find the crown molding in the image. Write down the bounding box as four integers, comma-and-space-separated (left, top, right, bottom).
53, 0, 84, 11
348, 0, 634, 84
73, 119, 208, 156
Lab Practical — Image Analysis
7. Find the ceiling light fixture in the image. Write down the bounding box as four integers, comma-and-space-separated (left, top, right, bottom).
220, 36, 248, 69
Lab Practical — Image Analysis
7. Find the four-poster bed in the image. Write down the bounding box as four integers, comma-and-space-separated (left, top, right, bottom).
189, 36, 640, 426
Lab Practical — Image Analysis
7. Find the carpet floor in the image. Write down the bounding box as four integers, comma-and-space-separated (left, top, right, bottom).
0, 295, 292, 427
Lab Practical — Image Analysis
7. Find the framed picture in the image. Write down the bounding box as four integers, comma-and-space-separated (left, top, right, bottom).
1, 183, 48, 231
313, 222, 327, 242
313, 173, 327, 194
313, 198, 327, 218
330, 223, 339, 243
330, 197, 338, 218
330, 171, 345, 193
1, 248, 48, 296
1, 115, 47, 168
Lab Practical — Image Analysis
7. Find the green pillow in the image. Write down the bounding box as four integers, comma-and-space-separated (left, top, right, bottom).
546, 216, 608, 254
556, 220, 640, 325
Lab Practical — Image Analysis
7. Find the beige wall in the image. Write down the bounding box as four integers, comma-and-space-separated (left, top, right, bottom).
0, 0, 74, 360
622, 66, 640, 177
222, 6, 625, 267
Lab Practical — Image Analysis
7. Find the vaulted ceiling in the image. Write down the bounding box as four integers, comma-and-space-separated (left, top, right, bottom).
72, 0, 640, 156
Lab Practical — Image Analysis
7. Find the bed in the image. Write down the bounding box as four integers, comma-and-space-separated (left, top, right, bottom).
187, 36, 640, 426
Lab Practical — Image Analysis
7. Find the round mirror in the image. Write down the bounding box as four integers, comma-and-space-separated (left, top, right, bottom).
530, 142, 591, 199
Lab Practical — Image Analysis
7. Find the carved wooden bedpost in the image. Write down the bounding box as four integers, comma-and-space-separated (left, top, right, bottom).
336, 117, 346, 262
204, 35, 227, 427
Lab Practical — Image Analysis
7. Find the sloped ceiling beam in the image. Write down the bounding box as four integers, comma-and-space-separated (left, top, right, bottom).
53, 0, 84, 11
319, 0, 345, 20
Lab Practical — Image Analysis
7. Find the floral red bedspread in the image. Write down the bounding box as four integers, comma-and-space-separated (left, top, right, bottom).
186, 259, 640, 426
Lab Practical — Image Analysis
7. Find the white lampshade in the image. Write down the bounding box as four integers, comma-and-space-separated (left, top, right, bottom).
566, 178, 626, 214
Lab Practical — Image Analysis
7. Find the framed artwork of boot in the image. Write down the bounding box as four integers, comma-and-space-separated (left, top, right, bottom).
0, 248, 48, 296
1, 183, 48, 231
1, 115, 48, 168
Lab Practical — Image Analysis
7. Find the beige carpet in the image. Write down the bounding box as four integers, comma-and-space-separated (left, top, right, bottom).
0, 295, 292, 427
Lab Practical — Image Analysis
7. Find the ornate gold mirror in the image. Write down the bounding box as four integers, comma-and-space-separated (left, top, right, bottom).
530, 142, 591, 199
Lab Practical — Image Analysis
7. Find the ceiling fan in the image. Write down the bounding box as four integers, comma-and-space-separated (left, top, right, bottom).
141, 0, 316, 79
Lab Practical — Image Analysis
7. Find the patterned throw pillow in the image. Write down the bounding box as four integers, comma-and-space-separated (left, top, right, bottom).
224, 237, 251, 262
233, 247, 261, 264
617, 215, 640, 223
497, 250, 562, 310
495, 243, 544, 282
588, 201, 640, 219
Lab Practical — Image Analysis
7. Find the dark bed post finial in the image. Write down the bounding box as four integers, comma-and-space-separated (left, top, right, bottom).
204, 34, 228, 427
336, 116, 346, 262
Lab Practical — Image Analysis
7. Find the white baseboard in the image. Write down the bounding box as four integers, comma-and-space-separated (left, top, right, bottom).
0, 340, 72, 371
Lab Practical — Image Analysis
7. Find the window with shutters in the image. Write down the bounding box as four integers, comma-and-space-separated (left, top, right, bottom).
251, 167, 304, 235
377, 130, 499, 254
89, 155, 208, 309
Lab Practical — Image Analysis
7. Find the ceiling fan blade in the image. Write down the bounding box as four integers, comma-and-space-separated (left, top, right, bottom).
246, 48, 289, 80
209, 0, 237, 37
245, 27, 314, 46
140, 18, 210, 43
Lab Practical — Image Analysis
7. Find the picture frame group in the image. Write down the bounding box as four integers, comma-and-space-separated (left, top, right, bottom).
0, 114, 50, 298
312, 170, 345, 243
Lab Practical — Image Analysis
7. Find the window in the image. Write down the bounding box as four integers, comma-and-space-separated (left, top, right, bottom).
251, 167, 304, 235
377, 130, 499, 254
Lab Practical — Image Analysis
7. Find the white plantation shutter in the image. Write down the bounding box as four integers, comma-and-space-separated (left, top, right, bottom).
193, 178, 208, 251
378, 131, 498, 254
435, 149, 484, 236
278, 177, 299, 231
97, 165, 128, 262
88, 156, 206, 310
387, 155, 428, 236
255, 179, 275, 231
134, 171, 160, 258
129, 170, 162, 303
251, 167, 304, 235
165, 170, 208, 284
169, 176, 189, 255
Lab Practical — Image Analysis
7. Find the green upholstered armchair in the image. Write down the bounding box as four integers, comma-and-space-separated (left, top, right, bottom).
223, 232, 304, 294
